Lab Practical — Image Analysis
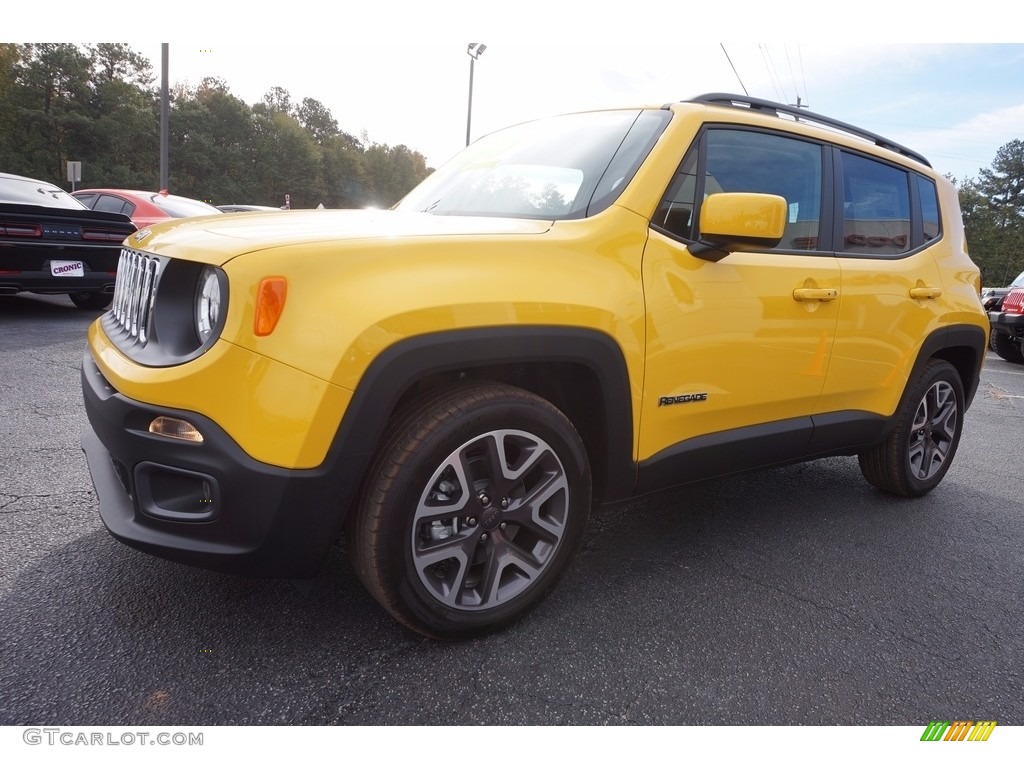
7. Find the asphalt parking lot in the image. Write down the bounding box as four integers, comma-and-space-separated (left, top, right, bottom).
1, 292, 1022, 726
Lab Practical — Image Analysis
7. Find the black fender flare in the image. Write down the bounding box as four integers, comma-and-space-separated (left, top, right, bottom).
907, 323, 987, 409
327, 326, 637, 508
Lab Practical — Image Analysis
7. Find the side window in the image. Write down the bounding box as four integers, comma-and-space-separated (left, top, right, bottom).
95, 194, 130, 216
840, 152, 911, 255
654, 128, 823, 252
916, 175, 941, 242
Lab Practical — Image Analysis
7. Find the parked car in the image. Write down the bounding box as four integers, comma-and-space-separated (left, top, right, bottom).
72, 189, 221, 228
989, 284, 1024, 364
0, 172, 136, 309
981, 269, 1024, 311
81, 94, 988, 638
217, 204, 281, 213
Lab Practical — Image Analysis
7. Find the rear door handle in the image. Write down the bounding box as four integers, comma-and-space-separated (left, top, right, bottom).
909, 286, 943, 300
793, 288, 839, 302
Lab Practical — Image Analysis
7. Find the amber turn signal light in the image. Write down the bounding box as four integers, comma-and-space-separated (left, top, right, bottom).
254, 277, 287, 336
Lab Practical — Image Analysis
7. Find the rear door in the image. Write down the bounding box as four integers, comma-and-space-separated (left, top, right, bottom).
819, 150, 946, 418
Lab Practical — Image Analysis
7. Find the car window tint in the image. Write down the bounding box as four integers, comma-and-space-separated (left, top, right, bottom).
656, 128, 823, 252
95, 194, 129, 215
74, 193, 99, 208
653, 150, 698, 238
916, 175, 941, 242
841, 152, 911, 255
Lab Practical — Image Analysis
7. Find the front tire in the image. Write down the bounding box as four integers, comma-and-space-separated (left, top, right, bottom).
858, 359, 965, 497
349, 382, 592, 638
991, 330, 1024, 364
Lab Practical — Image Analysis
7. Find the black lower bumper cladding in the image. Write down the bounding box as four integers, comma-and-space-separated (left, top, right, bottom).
80, 353, 362, 578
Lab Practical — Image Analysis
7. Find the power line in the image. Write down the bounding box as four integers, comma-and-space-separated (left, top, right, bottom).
759, 44, 786, 104
784, 44, 806, 108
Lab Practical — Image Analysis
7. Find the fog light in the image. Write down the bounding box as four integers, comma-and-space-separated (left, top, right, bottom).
149, 416, 204, 443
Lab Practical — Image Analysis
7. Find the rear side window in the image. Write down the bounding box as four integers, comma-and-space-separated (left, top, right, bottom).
96, 194, 132, 216
840, 152, 911, 255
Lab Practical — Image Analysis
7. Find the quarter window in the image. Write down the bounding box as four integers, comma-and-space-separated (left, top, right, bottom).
916, 175, 941, 242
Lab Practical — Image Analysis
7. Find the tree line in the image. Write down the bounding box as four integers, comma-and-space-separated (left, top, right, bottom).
1, 43, 1022, 286
0, 43, 432, 210
956, 139, 1024, 287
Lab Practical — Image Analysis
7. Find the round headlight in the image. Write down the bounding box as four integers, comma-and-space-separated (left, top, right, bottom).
195, 267, 222, 343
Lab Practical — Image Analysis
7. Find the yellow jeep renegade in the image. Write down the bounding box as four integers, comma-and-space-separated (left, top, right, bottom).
81, 94, 988, 637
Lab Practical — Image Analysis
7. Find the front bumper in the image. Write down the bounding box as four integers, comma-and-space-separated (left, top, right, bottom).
81, 352, 363, 578
988, 309, 1024, 337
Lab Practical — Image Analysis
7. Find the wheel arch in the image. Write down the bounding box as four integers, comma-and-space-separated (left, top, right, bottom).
329, 326, 637, 520
912, 324, 986, 409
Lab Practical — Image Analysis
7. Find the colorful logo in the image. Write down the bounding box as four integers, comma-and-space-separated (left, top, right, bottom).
920, 721, 996, 742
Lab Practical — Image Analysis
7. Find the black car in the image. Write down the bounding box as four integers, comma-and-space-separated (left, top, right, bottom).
981, 269, 1024, 312
989, 284, 1024, 364
0, 172, 136, 309
983, 269, 1024, 353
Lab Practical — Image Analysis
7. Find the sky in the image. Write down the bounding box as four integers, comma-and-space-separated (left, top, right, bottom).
10, 2, 1024, 184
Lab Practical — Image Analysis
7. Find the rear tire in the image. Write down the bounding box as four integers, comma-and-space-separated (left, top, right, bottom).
348, 382, 591, 638
858, 359, 964, 497
68, 292, 111, 311
991, 330, 1024, 364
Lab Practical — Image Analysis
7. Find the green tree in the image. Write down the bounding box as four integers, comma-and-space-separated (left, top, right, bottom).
8, 43, 94, 180
320, 132, 367, 208
167, 78, 257, 203
963, 140, 1024, 286
361, 143, 432, 208
296, 97, 338, 145
0, 44, 20, 171
0, 43, 438, 212
85, 45, 158, 187
251, 100, 320, 207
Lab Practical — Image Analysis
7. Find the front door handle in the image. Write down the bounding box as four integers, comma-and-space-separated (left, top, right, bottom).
793, 288, 839, 302
909, 286, 943, 300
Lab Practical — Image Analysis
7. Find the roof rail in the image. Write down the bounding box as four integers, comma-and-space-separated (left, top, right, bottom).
687, 93, 931, 168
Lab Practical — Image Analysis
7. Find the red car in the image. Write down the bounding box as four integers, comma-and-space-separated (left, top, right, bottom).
72, 189, 221, 228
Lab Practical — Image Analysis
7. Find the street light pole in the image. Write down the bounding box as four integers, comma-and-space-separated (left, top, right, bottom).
160, 43, 169, 191
465, 43, 487, 146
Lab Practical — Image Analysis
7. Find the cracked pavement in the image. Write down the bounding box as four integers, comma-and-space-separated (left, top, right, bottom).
1, 293, 1022, 726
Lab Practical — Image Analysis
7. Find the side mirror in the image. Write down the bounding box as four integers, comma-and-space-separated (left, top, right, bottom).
689, 192, 787, 262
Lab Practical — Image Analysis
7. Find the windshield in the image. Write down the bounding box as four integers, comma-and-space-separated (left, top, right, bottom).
396, 109, 669, 220
1012, 271, 1024, 288
0, 175, 87, 209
